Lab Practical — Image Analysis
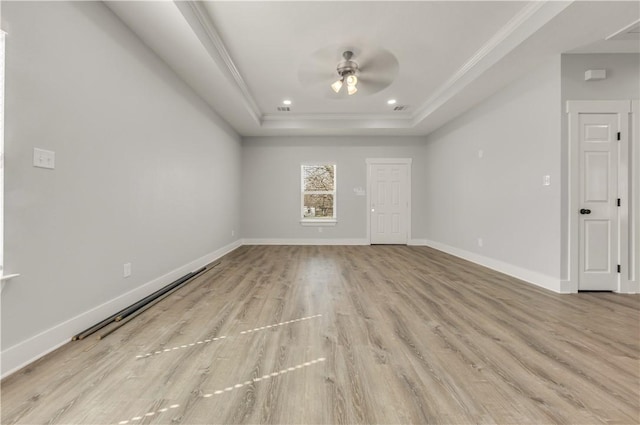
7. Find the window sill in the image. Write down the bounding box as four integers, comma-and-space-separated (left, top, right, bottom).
300, 219, 337, 227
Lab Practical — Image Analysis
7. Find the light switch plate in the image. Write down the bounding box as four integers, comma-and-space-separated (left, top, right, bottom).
123, 263, 132, 278
33, 148, 55, 169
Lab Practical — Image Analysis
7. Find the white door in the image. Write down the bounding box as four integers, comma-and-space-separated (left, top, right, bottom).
578, 113, 619, 291
369, 162, 409, 244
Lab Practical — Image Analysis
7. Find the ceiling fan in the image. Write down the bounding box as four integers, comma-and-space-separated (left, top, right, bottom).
331, 51, 359, 95
298, 46, 399, 98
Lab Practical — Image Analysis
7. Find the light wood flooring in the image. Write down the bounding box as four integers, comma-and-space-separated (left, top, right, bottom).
2, 245, 639, 424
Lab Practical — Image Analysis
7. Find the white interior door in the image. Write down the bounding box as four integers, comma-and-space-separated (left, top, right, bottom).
369, 162, 409, 244
578, 113, 619, 291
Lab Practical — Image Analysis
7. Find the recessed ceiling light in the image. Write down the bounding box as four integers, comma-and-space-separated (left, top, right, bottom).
387, 99, 397, 105
283, 100, 292, 105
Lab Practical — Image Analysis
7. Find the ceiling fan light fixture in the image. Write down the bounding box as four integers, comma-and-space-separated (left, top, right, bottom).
331, 79, 343, 93
331, 50, 360, 95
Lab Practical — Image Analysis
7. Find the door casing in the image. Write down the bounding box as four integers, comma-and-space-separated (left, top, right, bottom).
566, 100, 638, 293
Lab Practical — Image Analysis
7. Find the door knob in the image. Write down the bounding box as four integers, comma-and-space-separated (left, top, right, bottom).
580, 208, 591, 215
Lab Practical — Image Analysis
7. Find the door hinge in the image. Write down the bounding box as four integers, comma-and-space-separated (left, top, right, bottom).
617, 264, 621, 273
617, 198, 621, 207
617, 132, 621, 141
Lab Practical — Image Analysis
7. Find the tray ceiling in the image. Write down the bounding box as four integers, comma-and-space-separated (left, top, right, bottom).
106, 1, 640, 137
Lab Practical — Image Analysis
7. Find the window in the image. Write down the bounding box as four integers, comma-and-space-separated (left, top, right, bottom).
301, 164, 336, 224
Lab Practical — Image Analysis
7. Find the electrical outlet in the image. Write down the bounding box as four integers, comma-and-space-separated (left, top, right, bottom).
231, 230, 235, 237
123, 263, 132, 278
477, 238, 483, 248
543, 175, 551, 186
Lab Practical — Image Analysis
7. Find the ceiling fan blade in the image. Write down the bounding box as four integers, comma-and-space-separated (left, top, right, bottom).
358, 74, 395, 86
298, 67, 335, 85
357, 49, 399, 80
297, 45, 344, 85
356, 77, 394, 95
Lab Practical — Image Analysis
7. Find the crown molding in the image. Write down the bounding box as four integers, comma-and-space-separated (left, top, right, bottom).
262, 113, 407, 122
260, 113, 413, 129
410, 1, 572, 127
176, 1, 262, 125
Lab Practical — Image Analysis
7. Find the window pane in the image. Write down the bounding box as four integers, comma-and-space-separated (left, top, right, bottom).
303, 165, 334, 191
303, 194, 334, 218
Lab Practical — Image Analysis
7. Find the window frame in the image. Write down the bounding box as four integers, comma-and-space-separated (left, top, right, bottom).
300, 163, 337, 226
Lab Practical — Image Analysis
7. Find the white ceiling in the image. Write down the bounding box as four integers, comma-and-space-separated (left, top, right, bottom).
105, 1, 640, 137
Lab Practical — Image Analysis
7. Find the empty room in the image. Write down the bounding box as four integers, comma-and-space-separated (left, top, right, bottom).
1, 1, 639, 424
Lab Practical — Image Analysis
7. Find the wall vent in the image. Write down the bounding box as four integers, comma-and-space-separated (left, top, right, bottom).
393, 105, 409, 111
277, 106, 291, 112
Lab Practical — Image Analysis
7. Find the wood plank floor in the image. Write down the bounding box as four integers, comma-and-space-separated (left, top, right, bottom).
2, 245, 639, 424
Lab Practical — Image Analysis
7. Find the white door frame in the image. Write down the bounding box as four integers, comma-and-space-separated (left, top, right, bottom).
0, 29, 5, 290
365, 158, 412, 245
0, 29, 19, 291
566, 100, 638, 293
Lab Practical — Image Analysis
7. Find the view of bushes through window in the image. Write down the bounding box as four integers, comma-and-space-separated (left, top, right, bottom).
302, 164, 335, 219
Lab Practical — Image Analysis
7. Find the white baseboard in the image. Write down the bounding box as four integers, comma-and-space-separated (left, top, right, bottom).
408, 238, 429, 246
242, 238, 369, 246
418, 239, 562, 293
0, 240, 242, 379
560, 280, 576, 294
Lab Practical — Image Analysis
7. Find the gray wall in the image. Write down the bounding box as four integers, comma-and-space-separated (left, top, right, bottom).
1, 2, 241, 375
422, 57, 563, 289
241, 137, 427, 242
561, 53, 640, 101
